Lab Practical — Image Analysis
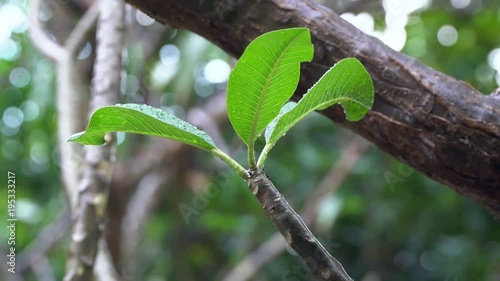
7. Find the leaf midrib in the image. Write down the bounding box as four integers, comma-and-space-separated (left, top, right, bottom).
247, 35, 303, 144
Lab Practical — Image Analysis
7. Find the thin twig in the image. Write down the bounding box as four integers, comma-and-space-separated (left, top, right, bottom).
0, 245, 24, 281
247, 169, 353, 281
30, 256, 56, 281
302, 136, 370, 224
224, 135, 369, 281
65, 2, 99, 57
29, 0, 99, 211
28, 0, 66, 62
122, 168, 170, 253
18, 212, 71, 273
221, 233, 286, 281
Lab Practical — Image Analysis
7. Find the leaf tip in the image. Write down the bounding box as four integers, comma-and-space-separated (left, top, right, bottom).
67, 131, 85, 143
67, 131, 106, 145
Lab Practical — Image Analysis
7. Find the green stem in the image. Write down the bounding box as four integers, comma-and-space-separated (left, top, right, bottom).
248, 142, 256, 169
256, 143, 272, 168
211, 148, 246, 178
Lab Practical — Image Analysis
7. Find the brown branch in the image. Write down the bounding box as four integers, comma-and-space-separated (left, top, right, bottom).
247, 169, 352, 281
302, 136, 370, 224
29, 256, 56, 281
222, 233, 286, 281
65, 1, 99, 57
18, 212, 71, 274
28, 0, 99, 210
224, 135, 369, 281
0, 245, 24, 281
121, 168, 170, 272
28, 0, 66, 62
123, 0, 500, 218
64, 0, 125, 279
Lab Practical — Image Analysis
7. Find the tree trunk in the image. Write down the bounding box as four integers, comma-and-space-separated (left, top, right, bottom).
124, 0, 500, 217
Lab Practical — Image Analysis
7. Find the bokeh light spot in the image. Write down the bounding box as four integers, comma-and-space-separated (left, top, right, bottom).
487, 48, 500, 72
0, 4, 28, 43
77, 42, 92, 60
136, 10, 155, 26
21, 100, 40, 121
0, 39, 21, 61
194, 77, 215, 97
3, 106, 24, 129
159, 44, 180, 65
437, 25, 458, 46
17, 200, 43, 224
420, 250, 438, 270
450, 0, 471, 9
203, 59, 230, 84
2, 139, 23, 160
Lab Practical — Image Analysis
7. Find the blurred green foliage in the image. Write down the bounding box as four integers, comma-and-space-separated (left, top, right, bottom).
0, 0, 499, 281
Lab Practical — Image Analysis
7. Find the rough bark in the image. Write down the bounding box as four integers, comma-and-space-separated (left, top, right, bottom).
125, 0, 500, 217
247, 169, 353, 281
64, 0, 125, 279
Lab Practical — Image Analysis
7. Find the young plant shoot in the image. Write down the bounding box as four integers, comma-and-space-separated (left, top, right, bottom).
69, 27, 374, 281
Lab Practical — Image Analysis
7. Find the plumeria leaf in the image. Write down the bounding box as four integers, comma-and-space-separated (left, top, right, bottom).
227, 27, 314, 147
68, 104, 217, 152
259, 58, 374, 166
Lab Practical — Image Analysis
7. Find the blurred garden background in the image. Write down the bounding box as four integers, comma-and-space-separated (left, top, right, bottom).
0, 0, 499, 280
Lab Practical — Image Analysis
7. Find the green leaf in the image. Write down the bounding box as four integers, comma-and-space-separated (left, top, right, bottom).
227, 27, 314, 148
264, 101, 297, 141
259, 58, 374, 166
68, 104, 217, 152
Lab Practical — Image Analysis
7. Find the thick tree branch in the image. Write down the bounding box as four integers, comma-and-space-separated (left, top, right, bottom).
29, 0, 94, 211
124, 0, 500, 217
64, 0, 125, 279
